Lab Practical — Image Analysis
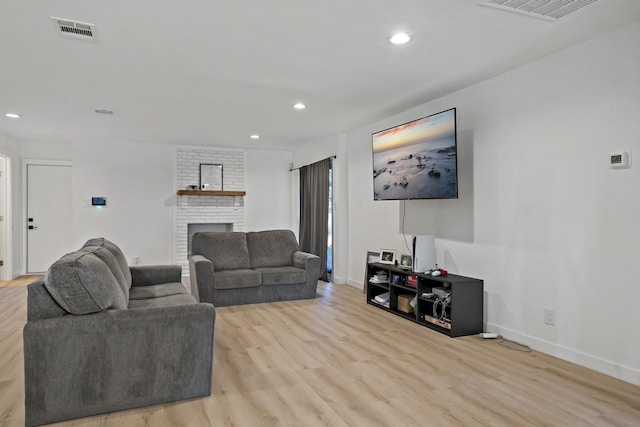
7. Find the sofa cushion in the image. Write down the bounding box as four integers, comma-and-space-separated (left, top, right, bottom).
44, 250, 128, 315
212, 269, 261, 290
127, 293, 198, 309
128, 283, 187, 300
253, 266, 306, 286
81, 245, 130, 301
83, 237, 132, 297
192, 232, 251, 271
247, 230, 299, 268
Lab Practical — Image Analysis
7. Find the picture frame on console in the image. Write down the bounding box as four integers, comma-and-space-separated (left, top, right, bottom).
379, 249, 396, 265
399, 254, 413, 269
200, 163, 223, 191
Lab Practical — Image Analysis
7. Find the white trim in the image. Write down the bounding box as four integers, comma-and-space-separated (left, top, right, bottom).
21, 159, 72, 275
0, 154, 11, 280
487, 323, 640, 386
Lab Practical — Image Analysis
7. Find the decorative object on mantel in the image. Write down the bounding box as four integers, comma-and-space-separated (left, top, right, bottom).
188, 185, 198, 190
200, 163, 223, 191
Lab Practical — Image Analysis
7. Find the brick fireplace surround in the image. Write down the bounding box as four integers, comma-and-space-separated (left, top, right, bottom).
175, 147, 245, 279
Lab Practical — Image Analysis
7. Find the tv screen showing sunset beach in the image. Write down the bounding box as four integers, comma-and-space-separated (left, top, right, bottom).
372, 108, 457, 200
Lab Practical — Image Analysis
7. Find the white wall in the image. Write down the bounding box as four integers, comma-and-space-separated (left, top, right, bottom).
72, 140, 176, 264
331, 22, 640, 384
71, 141, 295, 266
245, 149, 295, 231
20, 141, 72, 161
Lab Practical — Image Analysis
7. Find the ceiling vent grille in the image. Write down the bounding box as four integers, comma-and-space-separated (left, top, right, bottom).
478, 0, 599, 21
51, 17, 98, 41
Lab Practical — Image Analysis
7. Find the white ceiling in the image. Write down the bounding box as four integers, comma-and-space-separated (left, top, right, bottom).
1, 0, 639, 150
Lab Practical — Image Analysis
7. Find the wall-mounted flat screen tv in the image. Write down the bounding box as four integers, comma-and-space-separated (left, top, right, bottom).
372, 108, 458, 200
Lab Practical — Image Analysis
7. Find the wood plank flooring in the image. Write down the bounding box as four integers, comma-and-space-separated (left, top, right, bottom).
1, 278, 639, 426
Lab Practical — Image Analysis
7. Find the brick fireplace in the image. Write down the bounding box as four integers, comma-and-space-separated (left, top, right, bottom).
175, 147, 245, 278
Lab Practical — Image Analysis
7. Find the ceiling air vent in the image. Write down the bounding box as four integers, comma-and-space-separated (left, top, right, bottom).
478, 0, 599, 21
51, 17, 98, 41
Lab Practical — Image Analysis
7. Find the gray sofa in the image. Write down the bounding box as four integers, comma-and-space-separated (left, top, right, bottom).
23, 238, 216, 427
189, 230, 320, 307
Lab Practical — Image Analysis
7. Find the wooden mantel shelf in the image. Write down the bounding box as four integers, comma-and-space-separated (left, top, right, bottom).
177, 190, 246, 196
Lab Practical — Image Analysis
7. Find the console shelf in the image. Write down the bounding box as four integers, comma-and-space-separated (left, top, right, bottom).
365, 261, 483, 337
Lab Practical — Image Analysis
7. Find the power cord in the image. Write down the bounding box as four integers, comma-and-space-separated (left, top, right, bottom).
497, 336, 532, 353
401, 200, 412, 254
432, 294, 451, 324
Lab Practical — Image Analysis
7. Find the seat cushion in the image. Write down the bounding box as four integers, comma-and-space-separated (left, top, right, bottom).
44, 250, 128, 315
191, 232, 251, 271
127, 293, 198, 309
247, 230, 299, 268
212, 269, 261, 290
253, 266, 306, 286
128, 283, 187, 300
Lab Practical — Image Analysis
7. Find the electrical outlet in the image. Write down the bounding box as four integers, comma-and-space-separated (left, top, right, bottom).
544, 308, 555, 326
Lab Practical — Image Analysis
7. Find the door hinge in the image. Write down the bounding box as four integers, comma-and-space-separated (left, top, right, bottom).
0, 215, 3, 222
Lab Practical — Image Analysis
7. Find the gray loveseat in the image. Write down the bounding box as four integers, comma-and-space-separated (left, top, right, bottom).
189, 230, 320, 307
23, 238, 216, 427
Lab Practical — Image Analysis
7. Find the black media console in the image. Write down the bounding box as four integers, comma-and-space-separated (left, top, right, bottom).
366, 261, 484, 337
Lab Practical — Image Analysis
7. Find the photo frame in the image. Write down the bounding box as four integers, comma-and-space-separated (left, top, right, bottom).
399, 254, 413, 269
379, 249, 396, 265
200, 163, 223, 191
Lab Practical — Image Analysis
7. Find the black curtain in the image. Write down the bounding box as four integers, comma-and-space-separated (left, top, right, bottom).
299, 158, 330, 282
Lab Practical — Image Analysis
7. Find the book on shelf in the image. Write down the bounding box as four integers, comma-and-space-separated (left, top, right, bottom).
373, 292, 390, 306
371, 298, 390, 308
369, 273, 389, 284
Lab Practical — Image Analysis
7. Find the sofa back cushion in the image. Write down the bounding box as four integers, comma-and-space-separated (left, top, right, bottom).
43, 249, 128, 315
247, 230, 299, 268
82, 237, 131, 292
191, 232, 251, 271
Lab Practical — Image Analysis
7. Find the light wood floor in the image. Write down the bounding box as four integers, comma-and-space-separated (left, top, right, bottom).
1, 277, 640, 426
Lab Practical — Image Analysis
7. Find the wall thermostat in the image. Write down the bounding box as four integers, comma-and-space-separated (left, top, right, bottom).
91, 197, 107, 206
609, 151, 630, 169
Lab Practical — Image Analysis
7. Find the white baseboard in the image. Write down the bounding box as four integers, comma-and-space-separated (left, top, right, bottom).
488, 323, 640, 386
330, 275, 346, 285
346, 279, 364, 289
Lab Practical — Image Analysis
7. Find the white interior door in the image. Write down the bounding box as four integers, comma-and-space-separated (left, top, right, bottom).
27, 164, 73, 273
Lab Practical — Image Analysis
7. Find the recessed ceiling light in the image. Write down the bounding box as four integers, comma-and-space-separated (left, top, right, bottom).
389, 32, 411, 45
250, 134, 260, 139
293, 103, 306, 110
5, 112, 21, 119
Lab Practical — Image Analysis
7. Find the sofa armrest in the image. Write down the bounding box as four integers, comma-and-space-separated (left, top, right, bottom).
293, 251, 321, 280
23, 303, 215, 427
293, 250, 320, 269
189, 255, 214, 303
130, 264, 182, 286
